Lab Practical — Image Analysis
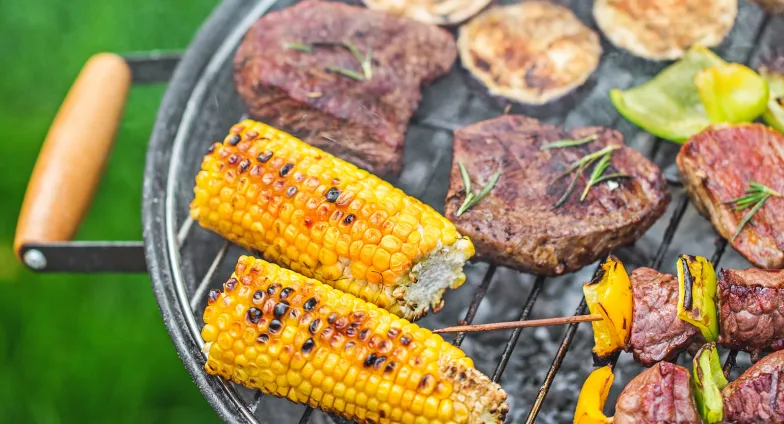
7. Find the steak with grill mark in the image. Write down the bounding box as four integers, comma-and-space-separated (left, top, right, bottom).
676, 123, 784, 269
718, 268, 784, 355
614, 361, 701, 424
630, 267, 702, 367
723, 350, 784, 423
234, 1, 457, 177
444, 115, 670, 275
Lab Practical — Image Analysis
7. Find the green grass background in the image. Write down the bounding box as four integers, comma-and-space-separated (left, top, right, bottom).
0, 1, 221, 422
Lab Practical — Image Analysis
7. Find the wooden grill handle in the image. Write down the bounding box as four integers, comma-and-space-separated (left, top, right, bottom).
14, 53, 132, 260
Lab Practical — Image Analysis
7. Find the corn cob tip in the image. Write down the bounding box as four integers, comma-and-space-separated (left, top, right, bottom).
201, 256, 507, 423
190, 120, 474, 321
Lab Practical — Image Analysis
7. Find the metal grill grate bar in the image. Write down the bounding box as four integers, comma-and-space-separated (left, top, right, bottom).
298, 407, 313, 424
453, 265, 498, 346
492, 276, 546, 382
190, 241, 231, 311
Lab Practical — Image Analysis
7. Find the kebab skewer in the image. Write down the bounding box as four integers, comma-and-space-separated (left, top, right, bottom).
574, 343, 784, 423
435, 255, 784, 366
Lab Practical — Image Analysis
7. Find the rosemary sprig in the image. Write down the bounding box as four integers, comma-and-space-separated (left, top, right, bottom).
540, 134, 598, 150
581, 153, 612, 201
553, 145, 620, 182
722, 181, 782, 241
549, 144, 633, 207
284, 41, 373, 81
283, 42, 313, 52
326, 66, 365, 81
456, 162, 500, 216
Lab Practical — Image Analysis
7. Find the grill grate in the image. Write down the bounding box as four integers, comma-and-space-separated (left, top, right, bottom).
159, 0, 784, 422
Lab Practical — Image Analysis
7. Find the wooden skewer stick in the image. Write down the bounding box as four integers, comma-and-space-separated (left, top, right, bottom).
433, 314, 603, 334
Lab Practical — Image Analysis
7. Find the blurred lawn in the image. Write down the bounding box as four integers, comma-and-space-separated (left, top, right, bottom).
0, 1, 221, 422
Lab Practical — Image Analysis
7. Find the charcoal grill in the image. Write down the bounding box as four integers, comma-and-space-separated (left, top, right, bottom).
13, 0, 784, 422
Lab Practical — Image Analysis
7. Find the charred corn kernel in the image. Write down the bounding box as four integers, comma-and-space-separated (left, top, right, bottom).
191, 120, 474, 320
574, 366, 614, 424
677, 254, 719, 341
583, 256, 633, 359
203, 256, 508, 424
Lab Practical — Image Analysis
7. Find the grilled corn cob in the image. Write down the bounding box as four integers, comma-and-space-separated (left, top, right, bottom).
202, 256, 508, 424
191, 120, 474, 320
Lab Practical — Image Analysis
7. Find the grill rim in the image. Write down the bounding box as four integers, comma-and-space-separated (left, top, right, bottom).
142, 0, 261, 422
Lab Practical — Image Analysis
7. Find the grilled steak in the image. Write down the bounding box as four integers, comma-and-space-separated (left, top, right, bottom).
718, 268, 784, 354
614, 362, 701, 424
630, 267, 702, 367
234, 1, 457, 177
677, 124, 784, 269
723, 350, 784, 423
444, 115, 670, 275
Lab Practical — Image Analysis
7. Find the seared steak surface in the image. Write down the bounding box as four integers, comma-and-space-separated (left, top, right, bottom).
677, 124, 784, 268
444, 115, 670, 275
234, 1, 457, 176
614, 362, 701, 424
630, 267, 702, 367
718, 268, 784, 354
723, 350, 784, 423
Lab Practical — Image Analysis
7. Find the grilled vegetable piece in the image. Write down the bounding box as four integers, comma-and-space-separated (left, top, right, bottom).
695, 63, 769, 124
760, 56, 784, 133
611, 46, 725, 143
362, 0, 491, 26
458, 1, 601, 105
234, 0, 457, 177
676, 254, 719, 341
583, 256, 633, 360
202, 256, 509, 424
692, 343, 727, 424
629, 267, 702, 367
593, 0, 737, 60
444, 115, 670, 275
717, 268, 784, 355
191, 120, 474, 320
676, 123, 784, 268
722, 349, 784, 423
574, 365, 614, 424
614, 362, 701, 424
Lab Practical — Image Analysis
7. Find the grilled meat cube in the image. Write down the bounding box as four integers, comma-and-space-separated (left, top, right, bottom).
458, 1, 601, 105
677, 124, 784, 269
630, 268, 702, 367
723, 350, 784, 423
614, 362, 701, 424
234, 1, 457, 177
444, 115, 670, 275
718, 268, 784, 355
593, 0, 737, 60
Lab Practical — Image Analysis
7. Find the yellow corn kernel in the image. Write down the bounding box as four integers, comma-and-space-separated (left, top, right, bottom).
202, 256, 507, 424
189, 121, 474, 321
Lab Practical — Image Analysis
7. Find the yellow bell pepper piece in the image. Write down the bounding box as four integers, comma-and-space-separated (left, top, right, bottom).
695, 63, 769, 124
583, 256, 633, 359
574, 365, 614, 424
676, 254, 719, 341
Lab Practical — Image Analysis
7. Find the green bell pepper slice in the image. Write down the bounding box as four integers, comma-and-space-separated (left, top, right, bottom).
695, 63, 769, 124
610, 46, 724, 143
692, 343, 729, 424
761, 66, 784, 133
